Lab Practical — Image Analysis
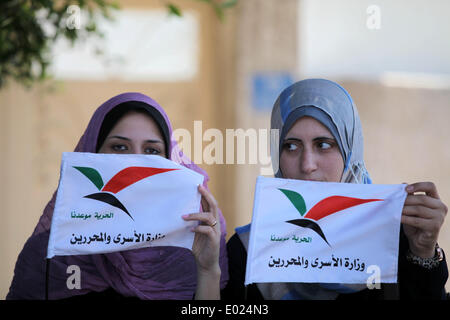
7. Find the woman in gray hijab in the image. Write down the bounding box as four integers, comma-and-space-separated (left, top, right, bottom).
222, 79, 448, 300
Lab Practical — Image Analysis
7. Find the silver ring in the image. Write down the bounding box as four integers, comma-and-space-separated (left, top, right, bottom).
210, 220, 217, 228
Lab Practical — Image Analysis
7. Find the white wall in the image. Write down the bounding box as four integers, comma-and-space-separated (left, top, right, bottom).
299, 0, 450, 82
50, 10, 199, 82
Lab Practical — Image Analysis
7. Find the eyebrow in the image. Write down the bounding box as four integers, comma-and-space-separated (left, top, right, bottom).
107, 135, 164, 144
284, 136, 335, 142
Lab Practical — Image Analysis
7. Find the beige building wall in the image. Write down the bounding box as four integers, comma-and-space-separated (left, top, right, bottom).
346, 81, 450, 266
0, 0, 237, 299
232, 0, 299, 232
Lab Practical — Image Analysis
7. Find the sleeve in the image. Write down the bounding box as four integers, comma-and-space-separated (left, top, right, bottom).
219, 228, 230, 290
6, 232, 49, 300
201, 180, 229, 290
398, 227, 449, 299
221, 233, 263, 300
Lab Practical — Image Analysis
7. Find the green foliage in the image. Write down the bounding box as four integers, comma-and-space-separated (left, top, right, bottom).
0, 0, 119, 88
167, 0, 237, 20
167, 3, 183, 17
0, 0, 237, 89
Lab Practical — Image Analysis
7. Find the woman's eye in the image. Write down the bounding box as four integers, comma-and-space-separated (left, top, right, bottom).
317, 141, 332, 150
283, 143, 298, 151
144, 147, 160, 155
112, 144, 128, 152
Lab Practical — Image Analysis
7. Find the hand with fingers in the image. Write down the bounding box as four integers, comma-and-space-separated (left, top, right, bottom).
182, 184, 222, 299
402, 182, 448, 259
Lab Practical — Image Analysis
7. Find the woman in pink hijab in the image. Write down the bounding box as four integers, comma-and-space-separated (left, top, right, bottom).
7, 92, 228, 300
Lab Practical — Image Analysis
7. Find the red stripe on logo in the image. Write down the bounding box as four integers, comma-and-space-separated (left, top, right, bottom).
102, 167, 178, 193
305, 196, 382, 221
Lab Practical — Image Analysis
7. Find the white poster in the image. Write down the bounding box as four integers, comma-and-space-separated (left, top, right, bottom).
245, 176, 407, 285
47, 152, 204, 258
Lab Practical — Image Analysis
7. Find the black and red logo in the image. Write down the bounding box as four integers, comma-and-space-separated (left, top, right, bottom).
74, 166, 178, 220
279, 188, 382, 246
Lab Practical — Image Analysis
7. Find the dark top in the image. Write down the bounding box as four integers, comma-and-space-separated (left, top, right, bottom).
60, 288, 140, 301
221, 227, 449, 300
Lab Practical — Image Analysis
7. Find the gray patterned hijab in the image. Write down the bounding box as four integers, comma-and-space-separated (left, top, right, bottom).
271, 78, 372, 184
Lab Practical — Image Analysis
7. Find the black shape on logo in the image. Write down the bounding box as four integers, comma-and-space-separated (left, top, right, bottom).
286, 219, 331, 247
84, 192, 134, 221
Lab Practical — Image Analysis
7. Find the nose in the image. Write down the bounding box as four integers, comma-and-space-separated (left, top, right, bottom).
299, 148, 318, 175
128, 144, 141, 155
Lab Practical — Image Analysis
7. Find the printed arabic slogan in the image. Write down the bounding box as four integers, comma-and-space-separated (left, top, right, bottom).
47, 152, 204, 258
245, 176, 407, 285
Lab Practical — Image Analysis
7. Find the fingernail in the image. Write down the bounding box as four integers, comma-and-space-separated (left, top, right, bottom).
406, 185, 414, 192
181, 214, 189, 219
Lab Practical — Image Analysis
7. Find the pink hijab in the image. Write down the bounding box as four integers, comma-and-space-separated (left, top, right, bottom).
7, 92, 228, 299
